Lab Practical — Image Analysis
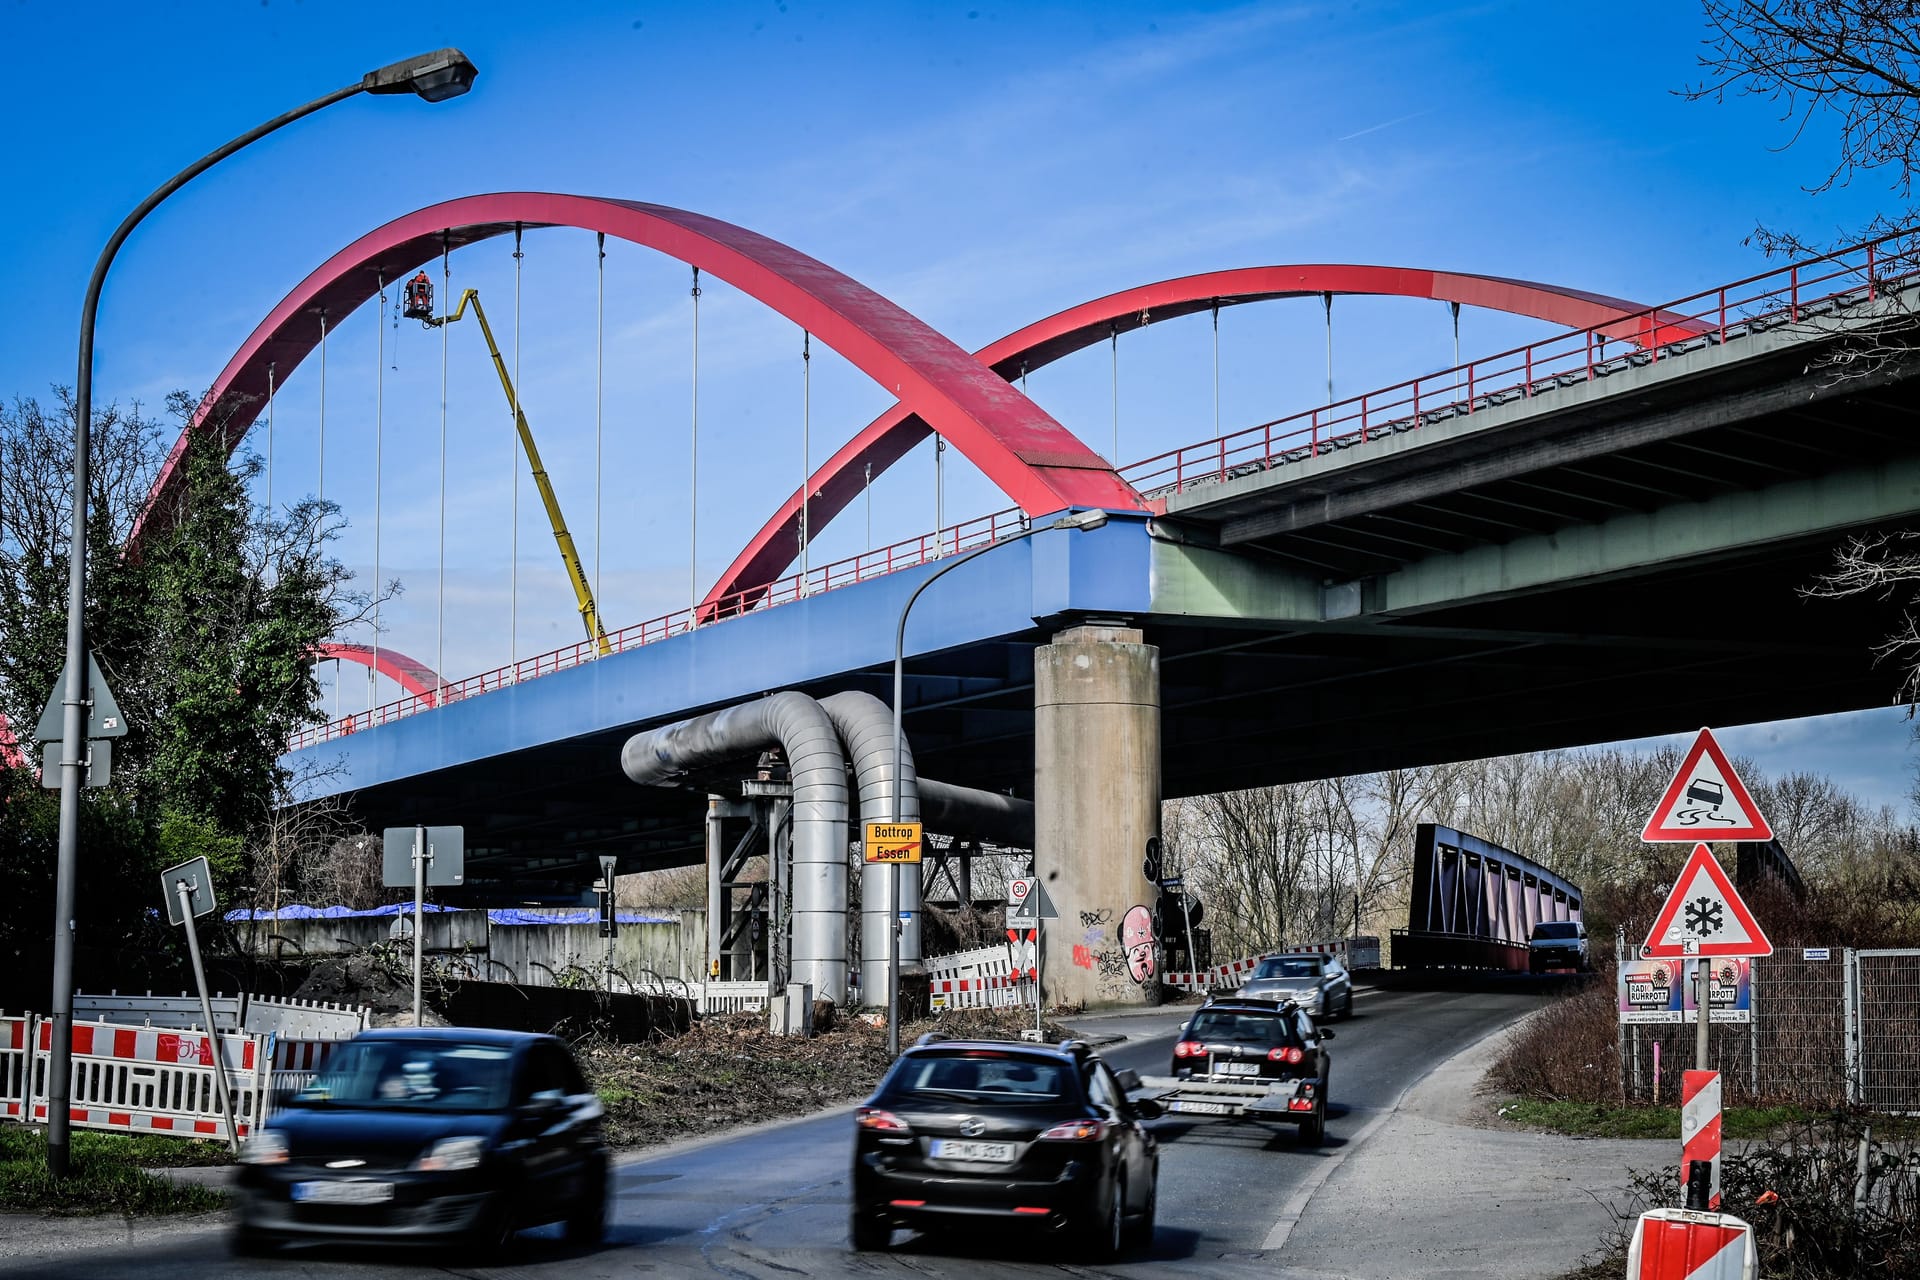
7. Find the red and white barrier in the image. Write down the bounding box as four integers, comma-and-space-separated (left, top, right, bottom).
926, 944, 1026, 1010
0, 1015, 31, 1122
1682, 1070, 1723, 1211
26, 1017, 268, 1141
1627, 1208, 1755, 1279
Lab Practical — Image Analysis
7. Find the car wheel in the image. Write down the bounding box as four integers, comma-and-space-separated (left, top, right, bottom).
1085, 1176, 1125, 1261
850, 1209, 891, 1252
1122, 1172, 1157, 1251
565, 1157, 608, 1246
1300, 1098, 1326, 1146
462, 1195, 518, 1261
1344, 990, 1354, 1018
229, 1226, 277, 1258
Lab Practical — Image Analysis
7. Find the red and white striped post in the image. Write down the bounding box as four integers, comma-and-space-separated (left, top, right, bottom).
1681, 1069, 1722, 1210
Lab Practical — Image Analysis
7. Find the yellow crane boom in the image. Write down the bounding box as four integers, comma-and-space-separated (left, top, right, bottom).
428, 289, 610, 656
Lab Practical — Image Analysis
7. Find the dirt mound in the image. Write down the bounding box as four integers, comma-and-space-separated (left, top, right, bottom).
292, 954, 447, 1025
583, 1006, 1069, 1150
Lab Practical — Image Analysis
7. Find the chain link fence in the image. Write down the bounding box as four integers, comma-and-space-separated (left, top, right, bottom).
1621, 948, 1919, 1111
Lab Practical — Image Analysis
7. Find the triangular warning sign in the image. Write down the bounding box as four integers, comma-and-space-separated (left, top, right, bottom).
1642, 843, 1772, 958
1642, 727, 1771, 843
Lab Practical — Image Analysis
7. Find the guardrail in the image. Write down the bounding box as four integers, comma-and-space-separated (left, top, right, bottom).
287, 230, 1920, 754
1118, 230, 1920, 500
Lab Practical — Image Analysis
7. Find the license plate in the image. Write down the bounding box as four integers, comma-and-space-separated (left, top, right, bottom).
1216, 1062, 1261, 1076
1171, 1100, 1231, 1115
930, 1139, 1015, 1163
292, 1180, 395, 1205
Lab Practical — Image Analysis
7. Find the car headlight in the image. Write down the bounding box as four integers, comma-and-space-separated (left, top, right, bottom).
412, 1136, 487, 1172
239, 1131, 289, 1165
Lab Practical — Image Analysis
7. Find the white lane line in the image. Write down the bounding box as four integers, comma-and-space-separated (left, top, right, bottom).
1259, 1015, 1521, 1253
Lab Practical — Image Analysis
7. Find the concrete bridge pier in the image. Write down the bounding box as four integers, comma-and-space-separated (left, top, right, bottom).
1034, 623, 1162, 1009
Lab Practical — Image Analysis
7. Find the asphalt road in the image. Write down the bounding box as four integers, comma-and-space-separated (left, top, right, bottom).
0, 987, 1543, 1279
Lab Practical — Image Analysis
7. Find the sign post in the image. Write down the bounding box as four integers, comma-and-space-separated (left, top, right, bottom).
382, 826, 465, 1026
598, 854, 620, 991
1006, 876, 1058, 1039
159, 856, 238, 1153
864, 821, 922, 1053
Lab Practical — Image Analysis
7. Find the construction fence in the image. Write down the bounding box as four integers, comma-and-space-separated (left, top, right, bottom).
1620, 946, 1920, 1112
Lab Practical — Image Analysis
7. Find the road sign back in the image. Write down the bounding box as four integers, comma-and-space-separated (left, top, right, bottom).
1643, 728, 1771, 842
1642, 843, 1773, 959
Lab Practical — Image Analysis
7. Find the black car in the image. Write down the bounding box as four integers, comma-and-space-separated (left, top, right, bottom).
231, 1027, 608, 1256
850, 1036, 1160, 1259
1162, 997, 1333, 1143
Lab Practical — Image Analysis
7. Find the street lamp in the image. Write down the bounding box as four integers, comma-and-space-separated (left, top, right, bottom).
886, 507, 1110, 1055
47, 48, 478, 1179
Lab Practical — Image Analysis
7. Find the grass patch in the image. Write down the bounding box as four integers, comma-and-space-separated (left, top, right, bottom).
0, 1127, 227, 1216
1499, 1097, 1814, 1139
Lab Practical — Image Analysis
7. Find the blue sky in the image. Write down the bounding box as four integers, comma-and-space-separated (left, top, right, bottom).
1, 0, 1913, 811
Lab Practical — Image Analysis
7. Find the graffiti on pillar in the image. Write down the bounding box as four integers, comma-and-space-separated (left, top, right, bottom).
1079, 908, 1113, 928
1121, 905, 1156, 983
1072, 944, 1096, 970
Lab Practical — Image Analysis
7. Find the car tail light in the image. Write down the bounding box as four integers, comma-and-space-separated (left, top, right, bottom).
889, 1199, 926, 1208
1288, 1098, 1315, 1112
1039, 1119, 1109, 1141
1173, 1040, 1206, 1058
1013, 1206, 1051, 1215
1268, 1046, 1305, 1064
857, 1107, 909, 1132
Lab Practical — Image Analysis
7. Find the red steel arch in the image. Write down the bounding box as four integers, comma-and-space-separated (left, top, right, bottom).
133, 192, 1141, 548
316, 642, 446, 705
706, 265, 1708, 608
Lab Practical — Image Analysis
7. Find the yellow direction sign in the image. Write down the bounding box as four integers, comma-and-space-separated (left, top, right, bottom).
864, 821, 923, 864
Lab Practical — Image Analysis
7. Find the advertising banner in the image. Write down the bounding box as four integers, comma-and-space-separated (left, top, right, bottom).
1618, 956, 1751, 1024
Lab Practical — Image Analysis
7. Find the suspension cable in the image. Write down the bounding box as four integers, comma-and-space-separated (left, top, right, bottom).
265, 360, 275, 515
511, 224, 523, 672
864, 461, 872, 549
374, 274, 385, 704
933, 432, 945, 556
1451, 300, 1462, 398
800, 329, 810, 589
690, 264, 700, 623
1212, 300, 1221, 438
1110, 324, 1119, 463
595, 230, 605, 630
438, 232, 450, 690
316, 309, 327, 503
1322, 291, 1334, 406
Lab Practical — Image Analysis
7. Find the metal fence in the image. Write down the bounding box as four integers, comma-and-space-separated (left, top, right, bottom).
1620, 947, 1920, 1111
1851, 949, 1920, 1114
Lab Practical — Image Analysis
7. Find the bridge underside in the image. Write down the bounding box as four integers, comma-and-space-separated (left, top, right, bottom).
308, 309, 1920, 903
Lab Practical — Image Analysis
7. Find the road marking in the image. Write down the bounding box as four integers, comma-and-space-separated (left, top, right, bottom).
1259, 1015, 1519, 1253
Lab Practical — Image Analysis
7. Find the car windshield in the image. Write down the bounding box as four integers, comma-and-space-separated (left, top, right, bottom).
889, 1051, 1071, 1105
1532, 922, 1581, 940
1187, 1010, 1301, 1048
1254, 956, 1324, 979
292, 1040, 514, 1111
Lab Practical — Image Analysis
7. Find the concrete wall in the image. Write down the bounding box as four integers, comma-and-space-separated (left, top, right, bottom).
241, 910, 705, 995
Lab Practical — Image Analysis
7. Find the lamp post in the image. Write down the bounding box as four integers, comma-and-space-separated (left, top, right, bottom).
886, 508, 1110, 1056
47, 48, 478, 1179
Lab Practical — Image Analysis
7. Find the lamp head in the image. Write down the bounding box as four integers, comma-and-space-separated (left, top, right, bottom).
1050, 509, 1111, 533
363, 48, 479, 103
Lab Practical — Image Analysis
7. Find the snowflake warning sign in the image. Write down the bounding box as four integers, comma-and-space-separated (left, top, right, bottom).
1642, 843, 1773, 959
1641, 727, 1772, 843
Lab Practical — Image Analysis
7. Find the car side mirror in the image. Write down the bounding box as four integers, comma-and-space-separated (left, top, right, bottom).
1132, 1097, 1164, 1120
522, 1088, 565, 1115
1317, 1028, 1335, 1041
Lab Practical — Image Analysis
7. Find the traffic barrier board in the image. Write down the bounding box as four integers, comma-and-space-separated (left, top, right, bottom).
1682, 1070, 1723, 1210
1642, 843, 1773, 959
864, 821, 923, 864
1643, 728, 1771, 842
1627, 1208, 1755, 1279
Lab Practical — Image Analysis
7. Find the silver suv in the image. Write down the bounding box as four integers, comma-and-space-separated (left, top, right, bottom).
1527, 921, 1590, 972
1236, 953, 1352, 1018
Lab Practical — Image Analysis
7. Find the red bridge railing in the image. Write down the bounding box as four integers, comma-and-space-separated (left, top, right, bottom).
288, 231, 1917, 753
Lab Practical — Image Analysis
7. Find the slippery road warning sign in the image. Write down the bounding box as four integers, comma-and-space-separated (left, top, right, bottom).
1642, 728, 1772, 843
1643, 843, 1773, 960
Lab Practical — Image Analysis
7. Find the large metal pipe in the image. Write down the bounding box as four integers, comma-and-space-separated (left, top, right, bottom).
623, 693, 850, 1003
820, 692, 920, 1004
819, 692, 1038, 1003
